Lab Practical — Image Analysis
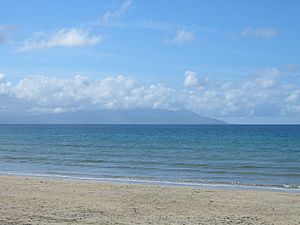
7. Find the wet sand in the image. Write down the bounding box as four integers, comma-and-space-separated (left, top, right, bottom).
0, 176, 299, 225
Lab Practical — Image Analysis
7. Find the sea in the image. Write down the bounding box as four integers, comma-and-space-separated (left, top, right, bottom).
0, 124, 299, 191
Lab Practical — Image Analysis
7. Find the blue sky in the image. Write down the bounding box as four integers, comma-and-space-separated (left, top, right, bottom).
0, 0, 300, 123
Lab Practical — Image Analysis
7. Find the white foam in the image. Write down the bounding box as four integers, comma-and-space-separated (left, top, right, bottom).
1, 171, 299, 193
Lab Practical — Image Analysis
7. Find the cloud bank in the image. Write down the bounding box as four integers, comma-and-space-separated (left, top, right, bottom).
0, 68, 299, 120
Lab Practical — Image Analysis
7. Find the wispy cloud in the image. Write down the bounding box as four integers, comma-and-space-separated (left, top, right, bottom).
96, 19, 217, 33
19, 28, 102, 51
241, 27, 278, 39
18, 1, 132, 51
102, 0, 133, 22
171, 30, 195, 44
141, 21, 217, 32
96, 1, 215, 34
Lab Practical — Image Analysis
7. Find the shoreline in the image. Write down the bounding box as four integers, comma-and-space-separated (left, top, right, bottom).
1, 175, 300, 225
1, 171, 299, 193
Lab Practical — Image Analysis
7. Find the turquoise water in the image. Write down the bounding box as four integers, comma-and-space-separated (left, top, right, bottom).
0, 125, 299, 190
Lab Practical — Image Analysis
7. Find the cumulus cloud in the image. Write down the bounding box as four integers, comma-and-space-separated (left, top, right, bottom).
171, 30, 195, 44
184, 71, 199, 87
182, 68, 298, 117
241, 27, 278, 39
0, 74, 177, 114
102, 0, 133, 22
19, 28, 102, 51
0, 68, 300, 119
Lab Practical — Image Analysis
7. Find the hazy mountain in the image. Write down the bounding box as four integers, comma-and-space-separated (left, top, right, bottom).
0, 109, 227, 124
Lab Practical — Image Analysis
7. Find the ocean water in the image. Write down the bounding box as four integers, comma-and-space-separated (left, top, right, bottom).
0, 125, 299, 190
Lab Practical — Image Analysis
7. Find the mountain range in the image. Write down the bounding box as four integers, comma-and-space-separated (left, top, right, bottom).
0, 109, 227, 124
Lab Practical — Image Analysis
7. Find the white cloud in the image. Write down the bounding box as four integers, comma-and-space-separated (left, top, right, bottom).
171, 30, 195, 44
241, 27, 278, 39
254, 68, 279, 88
184, 71, 199, 87
19, 28, 102, 51
102, 0, 133, 22
0, 68, 300, 119
0, 73, 11, 94
182, 69, 290, 117
7, 74, 177, 113
285, 90, 300, 103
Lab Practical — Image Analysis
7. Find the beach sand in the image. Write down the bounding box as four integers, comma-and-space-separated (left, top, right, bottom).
0, 176, 299, 225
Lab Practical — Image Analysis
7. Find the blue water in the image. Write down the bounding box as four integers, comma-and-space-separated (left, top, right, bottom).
0, 125, 299, 190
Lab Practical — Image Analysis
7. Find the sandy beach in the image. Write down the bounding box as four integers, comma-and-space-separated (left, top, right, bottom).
0, 176, 299, 225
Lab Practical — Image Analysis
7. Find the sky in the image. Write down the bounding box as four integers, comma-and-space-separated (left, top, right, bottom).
0, 0, 300, 124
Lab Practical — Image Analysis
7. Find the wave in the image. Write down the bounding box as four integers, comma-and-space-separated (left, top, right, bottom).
0, 171, 299, 192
